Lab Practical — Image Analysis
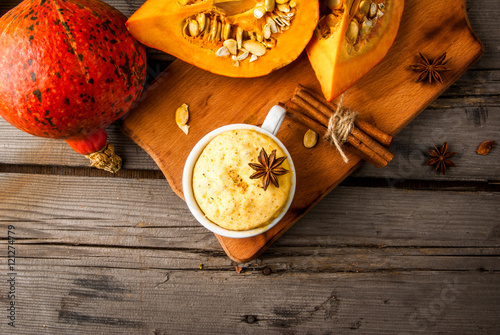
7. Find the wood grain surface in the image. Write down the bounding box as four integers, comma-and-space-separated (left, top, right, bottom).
120, 0, 484, 262
1, 173, 499, 334
0, 0, 498, 334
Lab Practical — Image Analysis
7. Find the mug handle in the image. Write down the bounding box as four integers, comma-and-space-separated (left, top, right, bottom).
261, 105, 287, 136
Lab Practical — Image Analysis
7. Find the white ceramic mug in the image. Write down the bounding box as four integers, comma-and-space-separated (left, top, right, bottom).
182, 105, 296, 238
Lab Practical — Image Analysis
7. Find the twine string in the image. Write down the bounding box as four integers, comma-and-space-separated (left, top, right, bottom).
324, 94, 357, 163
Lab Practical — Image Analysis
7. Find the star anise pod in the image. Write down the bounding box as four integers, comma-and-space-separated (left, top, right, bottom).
410, 52, 451, 84
425, 142, 457, 175
249, 148, 289, 191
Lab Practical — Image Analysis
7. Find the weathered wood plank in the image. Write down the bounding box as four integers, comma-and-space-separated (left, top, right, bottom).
0, 121, 160, 170
0, 255, 497, 334
7, 248, 500, 334
1, 173, 499, 249
466, 0, 500, 69
352, 105, 500, 181
3, 244, 499, 273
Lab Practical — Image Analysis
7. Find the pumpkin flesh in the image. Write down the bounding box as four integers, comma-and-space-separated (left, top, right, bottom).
307, 0, 404, 101
126, 0, 319, 78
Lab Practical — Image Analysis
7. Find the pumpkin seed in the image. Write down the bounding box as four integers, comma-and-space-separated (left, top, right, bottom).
254, 6, 265, 19
360, 19, 373, 37
232, 60, 240, 67
277, 4, 290, 13
276, 0, 289, 4
325, 14, 337, 27
303, 129, 318, 148
242, 40, 267, 56
203, 17, 211, 36
215, 20, 222, 41
179, 124, 190, 135
189, 19, 199, 37
280, 16, 290, 26
175, 103, 189, 126
268, 17, 278, 33
346, 19, 359, 44
264, 0, 275, 12
289, 0, 296, 8
249, 54, 259, 62
273, 16, 285, 27
215, 46, 230, 57
223, 39, 237, 55
325, 0, 342, 10
263, 23, 272, 39
209, 17, 218, 40
358, 0, 370, 17
196, 13, 206, 33
175, 103, 190, 135
236, 27, 243, 49
280, 13, 291, 21
369, 2, 377, 18
237, 50, 249, 61
223, 22, 231, 41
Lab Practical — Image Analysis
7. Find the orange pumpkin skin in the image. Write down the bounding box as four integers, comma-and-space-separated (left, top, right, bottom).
0, 0, 146, 142
307, 0, 404, 101
0, 0, 147, 172
126, 0, 319, 78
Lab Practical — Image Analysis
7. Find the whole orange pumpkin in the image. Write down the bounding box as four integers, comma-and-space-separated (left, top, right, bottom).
0, 0, 147, 172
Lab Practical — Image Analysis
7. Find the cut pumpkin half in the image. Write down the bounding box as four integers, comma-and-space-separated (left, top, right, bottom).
127, 0, 319, 78
307, 0, 404, 101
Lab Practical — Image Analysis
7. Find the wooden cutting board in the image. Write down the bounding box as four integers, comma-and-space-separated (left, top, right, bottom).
121, 0, 483, 263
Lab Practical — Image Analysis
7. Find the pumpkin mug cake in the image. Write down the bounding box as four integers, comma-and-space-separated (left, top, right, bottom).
192, 129, 293, 231
183, 106, 296, 238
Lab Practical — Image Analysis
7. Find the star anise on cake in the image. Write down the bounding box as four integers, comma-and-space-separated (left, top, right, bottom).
410, 52, 451, 84
249, 148, 289, 191
425, 142, 457, 175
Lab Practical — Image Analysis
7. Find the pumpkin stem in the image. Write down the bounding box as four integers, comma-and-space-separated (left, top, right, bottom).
85, 143, 122, 173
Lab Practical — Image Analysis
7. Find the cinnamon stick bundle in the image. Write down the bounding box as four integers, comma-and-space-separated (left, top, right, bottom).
284, 85, 395, 168
296, 84, 393, 147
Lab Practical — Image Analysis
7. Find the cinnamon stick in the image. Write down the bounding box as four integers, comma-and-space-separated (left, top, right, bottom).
296, 89, 333, 121
290, 95, 329, 126
354, 119, 393, 147
289, 94, 393, 161
283, 104, 388, 167
297, 84, 393, 148
282, 103, 326, 136
347, 134, 388, 168
297, 84, 337, 111
350, 127, 394, 162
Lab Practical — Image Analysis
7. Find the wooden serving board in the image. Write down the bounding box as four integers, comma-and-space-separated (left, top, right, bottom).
121, 0, 483, 263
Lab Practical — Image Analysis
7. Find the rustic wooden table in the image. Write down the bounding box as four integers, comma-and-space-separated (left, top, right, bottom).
1, 0, 498, 334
